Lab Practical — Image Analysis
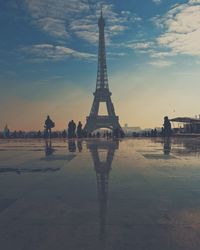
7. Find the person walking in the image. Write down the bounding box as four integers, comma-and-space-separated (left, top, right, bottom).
44, 115, 55, 138
77, 121, 83, 138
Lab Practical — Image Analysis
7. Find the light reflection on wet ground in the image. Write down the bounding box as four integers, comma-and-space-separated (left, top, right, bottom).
0, 138, 200, 250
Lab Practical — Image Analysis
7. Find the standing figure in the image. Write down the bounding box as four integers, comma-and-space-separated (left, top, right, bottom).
68, 120, 76, 139
96, 132, 101, 138
62, 130, 67, 138
163, 116, 172, 137
68, 121, 72, 139
77, 121, 83, 138
44, 115, 55, 138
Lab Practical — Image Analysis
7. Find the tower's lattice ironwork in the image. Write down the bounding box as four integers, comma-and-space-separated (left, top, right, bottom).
84, 10, 122, 133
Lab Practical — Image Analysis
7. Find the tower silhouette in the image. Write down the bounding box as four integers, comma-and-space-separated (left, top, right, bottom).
84, 9, 121, 133
87, 140, 119, 239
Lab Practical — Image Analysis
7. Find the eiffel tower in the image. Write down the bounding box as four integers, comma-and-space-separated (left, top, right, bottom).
84, 9, 122, 134
87, 140, 119, 240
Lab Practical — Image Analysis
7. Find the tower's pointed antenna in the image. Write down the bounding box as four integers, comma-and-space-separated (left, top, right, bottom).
100, 3, 103, 17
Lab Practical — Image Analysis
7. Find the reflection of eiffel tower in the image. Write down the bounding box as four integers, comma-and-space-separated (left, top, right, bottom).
87, 140, 119, 240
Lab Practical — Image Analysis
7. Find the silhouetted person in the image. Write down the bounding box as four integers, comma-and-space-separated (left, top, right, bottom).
77, 121, 83, 138
83, 129, 87, 138
163, 116, 172, 137
68, 120, 76, 138
68, 140, 76, 152
13, 131, 17, 138
62, 129, 67, 138
151, 129, 158, 137
97, 132, 101, 138
44, 115, 55, 138
37, 130, 42, 138
19, 130, 23, 138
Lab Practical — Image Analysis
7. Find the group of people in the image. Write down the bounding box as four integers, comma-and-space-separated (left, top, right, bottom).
68, 120, 85, 138
44, 115, 124, 139
44, 115, 172, 139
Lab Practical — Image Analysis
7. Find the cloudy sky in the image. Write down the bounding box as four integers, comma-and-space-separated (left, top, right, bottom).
1, 0, 200, 131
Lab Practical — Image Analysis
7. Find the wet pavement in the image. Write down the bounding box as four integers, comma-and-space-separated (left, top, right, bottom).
0, 137, 200, 250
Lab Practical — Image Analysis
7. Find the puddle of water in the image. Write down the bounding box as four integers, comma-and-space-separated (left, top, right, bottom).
0, 138, 200, 250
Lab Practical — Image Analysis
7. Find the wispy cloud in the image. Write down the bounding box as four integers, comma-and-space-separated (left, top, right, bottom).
33, 17, 69, 38
24, 0, 89, 38
126, 41, 154, 50
21, 44, 96, 61
152, 0, 162, 4
148, 59, 174, 68
23, 0, 141, 44
149, 51, 176, 58
155, 1, 200, 56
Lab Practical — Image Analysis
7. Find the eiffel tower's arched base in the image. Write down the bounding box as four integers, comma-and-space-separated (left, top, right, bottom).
84, 115, 121, 134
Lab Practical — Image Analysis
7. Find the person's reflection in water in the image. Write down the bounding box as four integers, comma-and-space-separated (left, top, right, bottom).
87, 140, 119, 241
77, 140, 83, 152
45, 139, 55, 156
68, 140, 76, 152
163, 137, 171, 155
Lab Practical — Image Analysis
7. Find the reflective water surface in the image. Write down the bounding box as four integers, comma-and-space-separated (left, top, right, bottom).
0, 138, 200, 250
